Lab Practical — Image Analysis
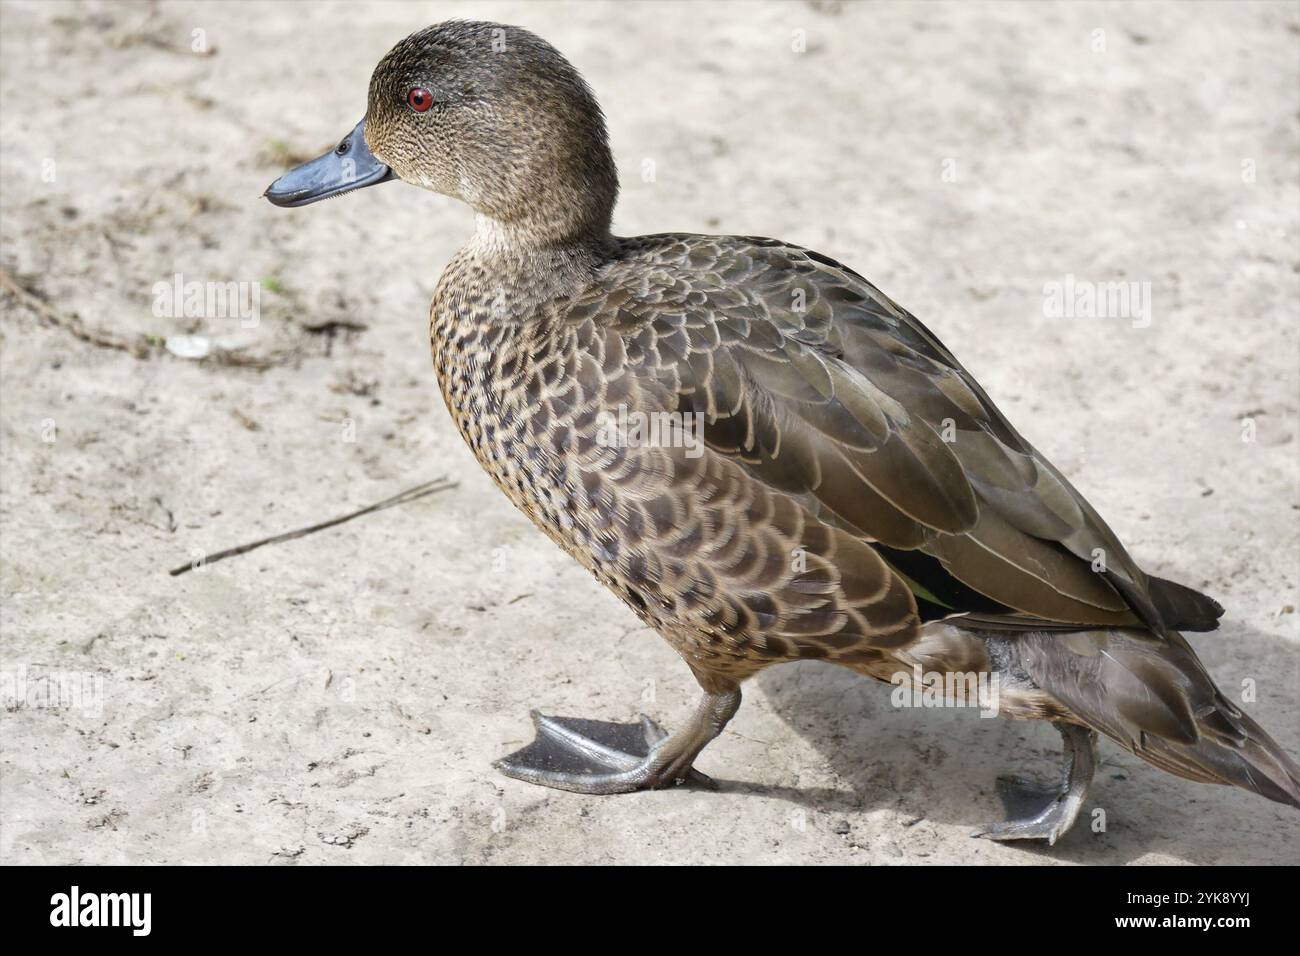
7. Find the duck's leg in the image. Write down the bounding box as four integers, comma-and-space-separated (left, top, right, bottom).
494, 675, 741, 794
971, 722, 1097, 845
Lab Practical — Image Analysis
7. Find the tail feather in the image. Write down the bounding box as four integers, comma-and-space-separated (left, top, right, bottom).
1017, 628, 1300, 809
1145, 575, 1225, 633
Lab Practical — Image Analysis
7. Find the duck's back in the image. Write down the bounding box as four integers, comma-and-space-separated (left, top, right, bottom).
428, 232, 1220, 679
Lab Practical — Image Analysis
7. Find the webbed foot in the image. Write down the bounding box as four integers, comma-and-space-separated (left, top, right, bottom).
495, 685, 741, 795
972, 723, 1097, 845
494, 711, 714, 793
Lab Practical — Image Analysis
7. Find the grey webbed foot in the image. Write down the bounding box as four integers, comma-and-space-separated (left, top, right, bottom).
970, 773, 1081, 844
972, 723, 1097, 845
494, 711, 714, 794
495, 685, 741, 795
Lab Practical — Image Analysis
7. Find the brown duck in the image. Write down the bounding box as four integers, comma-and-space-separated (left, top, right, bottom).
267, 20, 1299, 843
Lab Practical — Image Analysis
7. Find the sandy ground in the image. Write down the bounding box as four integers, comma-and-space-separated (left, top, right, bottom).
1, 0, 1298, 866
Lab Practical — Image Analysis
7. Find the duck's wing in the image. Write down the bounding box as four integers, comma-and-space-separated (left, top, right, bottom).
569, 234, 1221, 636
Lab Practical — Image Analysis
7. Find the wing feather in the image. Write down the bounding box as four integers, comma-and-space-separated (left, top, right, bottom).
555, 234, 1215, 664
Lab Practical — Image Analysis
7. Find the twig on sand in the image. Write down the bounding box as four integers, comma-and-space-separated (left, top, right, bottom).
168, 477, 458, 577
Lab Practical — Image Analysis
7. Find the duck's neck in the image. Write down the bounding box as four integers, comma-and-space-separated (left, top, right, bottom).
459, 213, 612, 295
465, 213, 602, 257
462, 126, 619, 272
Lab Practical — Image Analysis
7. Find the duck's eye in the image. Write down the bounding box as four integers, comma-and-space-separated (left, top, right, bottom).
407, 87, 433, 113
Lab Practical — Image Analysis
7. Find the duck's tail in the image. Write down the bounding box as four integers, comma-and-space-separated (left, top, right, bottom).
1013, 628, 1300, 808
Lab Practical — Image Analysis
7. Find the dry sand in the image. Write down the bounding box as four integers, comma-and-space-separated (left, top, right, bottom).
1, 0, 1297, 865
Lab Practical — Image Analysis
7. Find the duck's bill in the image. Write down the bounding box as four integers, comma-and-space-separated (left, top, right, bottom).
264, 119, 395, 207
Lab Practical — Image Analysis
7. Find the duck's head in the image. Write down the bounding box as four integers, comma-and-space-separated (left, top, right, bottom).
265, 21, 618, 245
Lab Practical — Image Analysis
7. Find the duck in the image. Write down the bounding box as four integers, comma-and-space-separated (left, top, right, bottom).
265, 20, 1300, 843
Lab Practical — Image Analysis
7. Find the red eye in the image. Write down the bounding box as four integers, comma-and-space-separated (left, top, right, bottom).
407, 87, 433, 112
